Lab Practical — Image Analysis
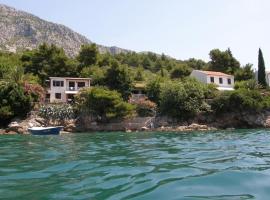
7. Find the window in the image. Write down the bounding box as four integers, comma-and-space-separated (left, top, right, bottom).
55, 93, 61, 99
69, 82, 75, 87
78, 82, 86, 88
53, 80, 64, 87
228, 78, 231, 85
210, 77, 215, 83
219, 77, 223, 84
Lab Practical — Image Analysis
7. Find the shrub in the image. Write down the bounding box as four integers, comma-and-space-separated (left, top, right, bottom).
38, 104, 75, 123
145, 77, 163, 104
75, 87, 135, 122
234, 79, 262, 90
211, 89, 270, 113
203, 83, 219, 99
0, 82, 32, 126
23, 82, 46, 102
159, 79, 207, 119
129, 98, 157, 117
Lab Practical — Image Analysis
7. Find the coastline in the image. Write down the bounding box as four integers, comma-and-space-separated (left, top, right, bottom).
1, 110, 270, 135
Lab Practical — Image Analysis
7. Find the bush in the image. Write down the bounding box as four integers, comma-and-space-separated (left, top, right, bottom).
38, 104, 75, 123
75, 87, 135, 122
159, 79, 207, 119
145, 77, 163, 104
23, 82, 46, 102
0, 82, 32, 126
234, 79, 262, 90
211, 89, 270, 113
203, 83, 219, 99
129, 98, 157, 117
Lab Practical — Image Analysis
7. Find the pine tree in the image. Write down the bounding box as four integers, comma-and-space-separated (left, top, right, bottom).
258, 48, 267, 87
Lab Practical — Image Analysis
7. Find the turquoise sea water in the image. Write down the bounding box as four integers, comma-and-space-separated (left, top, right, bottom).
1, 130, 270, 200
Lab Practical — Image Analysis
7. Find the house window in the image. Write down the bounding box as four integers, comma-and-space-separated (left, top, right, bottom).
219, 78, 223, 84
68, 82, 75, 91
78, 82, 86, 88
228, 78, 231, 85
69, 82, 75, 87
55, 93, 61, 99
53, 80, 64, 87
210, 77, 215, 83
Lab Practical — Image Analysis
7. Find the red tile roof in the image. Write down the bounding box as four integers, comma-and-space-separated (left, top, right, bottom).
197, 70, 233, 77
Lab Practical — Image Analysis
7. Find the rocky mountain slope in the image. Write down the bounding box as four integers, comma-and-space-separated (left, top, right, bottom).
0, 4, 130, 56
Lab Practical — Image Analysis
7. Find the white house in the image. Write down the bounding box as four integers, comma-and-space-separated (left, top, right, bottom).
190, 70, 234, 90
46, 77, 91, 103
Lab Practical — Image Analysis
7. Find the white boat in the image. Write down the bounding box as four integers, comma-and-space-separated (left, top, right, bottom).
28, 126, 63, 135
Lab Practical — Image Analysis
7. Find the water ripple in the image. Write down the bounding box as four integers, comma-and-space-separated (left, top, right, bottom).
1, 130, 270, 199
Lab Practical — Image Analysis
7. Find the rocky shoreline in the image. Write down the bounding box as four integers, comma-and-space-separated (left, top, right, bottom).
1, 110, 270, 135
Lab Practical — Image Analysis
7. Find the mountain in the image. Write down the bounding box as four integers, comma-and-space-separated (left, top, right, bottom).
0, 4, 130, 56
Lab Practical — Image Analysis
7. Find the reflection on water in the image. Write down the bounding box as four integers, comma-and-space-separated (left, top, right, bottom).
0, 130, 270, 199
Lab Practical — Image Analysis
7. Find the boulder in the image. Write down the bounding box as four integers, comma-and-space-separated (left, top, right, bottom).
141, 126, 149, 131
7, 121, 21, 132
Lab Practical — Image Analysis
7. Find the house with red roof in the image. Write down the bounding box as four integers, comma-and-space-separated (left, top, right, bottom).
190, 70, 234, 90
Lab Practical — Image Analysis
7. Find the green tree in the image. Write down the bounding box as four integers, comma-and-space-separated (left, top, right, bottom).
258, 48, 267, 87
0, 82, 32, 126
21, 43, 77, 85
80, 66, 106, 85
134, 67, 144, 81
104, 61, 133, 100
0, 52, 22, 79
76, 87, 135, 122
170, 64, 192, 79
209, 48, 240, 73
234, 64, 254, 81
146, 77, 163, 104
77, 44, 99, 68
159, 79, 207, 119
211, 89, 270, 114
185, 58, 209, 70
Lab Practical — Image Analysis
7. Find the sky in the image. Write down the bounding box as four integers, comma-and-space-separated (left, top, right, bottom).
0, 0, 270, 69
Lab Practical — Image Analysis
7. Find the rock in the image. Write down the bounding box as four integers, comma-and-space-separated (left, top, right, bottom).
141, 126, 149, 131
7, 121, 21, 132
35, 117, 45, 125
188, 123, 209, 131
0, 4, 130, 57
5, 130, 17, 135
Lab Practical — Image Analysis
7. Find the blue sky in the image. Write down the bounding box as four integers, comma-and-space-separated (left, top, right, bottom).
1, 0, 270, 69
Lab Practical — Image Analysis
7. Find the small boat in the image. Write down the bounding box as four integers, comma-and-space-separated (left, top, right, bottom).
28, 126, 63, 135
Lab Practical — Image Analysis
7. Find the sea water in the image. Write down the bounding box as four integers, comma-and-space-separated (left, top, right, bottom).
1, 130, 270, 199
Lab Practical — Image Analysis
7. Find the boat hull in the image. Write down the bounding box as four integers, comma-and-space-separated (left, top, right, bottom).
28, 127, 63, 135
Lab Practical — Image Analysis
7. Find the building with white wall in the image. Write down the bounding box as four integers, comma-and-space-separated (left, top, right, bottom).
190, 70, 234, 90
46, 77, 91, 103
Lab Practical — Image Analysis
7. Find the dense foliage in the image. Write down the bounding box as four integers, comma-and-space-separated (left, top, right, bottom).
234, 79, 262, 90
209, 48, 240, 74
211, 89, 270, 113
75, 87, 135, 122
129, 98, 157, 117
0, 82, 32, 126
0, 43, 266, 125
159, 79, 208, 119
21, 43, 78, 85
38, 104, 75, 123
104, 61, 133, 100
